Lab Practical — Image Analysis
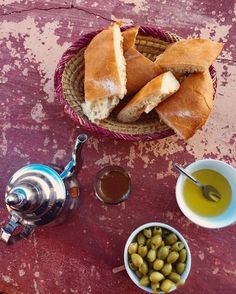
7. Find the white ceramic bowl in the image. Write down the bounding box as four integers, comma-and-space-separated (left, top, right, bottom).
124, 222, 191, 293
176, 159, 236, 229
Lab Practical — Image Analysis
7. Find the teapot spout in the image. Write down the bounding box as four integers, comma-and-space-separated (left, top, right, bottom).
60, 134, 88, 180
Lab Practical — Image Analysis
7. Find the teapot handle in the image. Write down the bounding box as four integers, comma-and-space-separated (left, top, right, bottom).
1, 214, 33, 245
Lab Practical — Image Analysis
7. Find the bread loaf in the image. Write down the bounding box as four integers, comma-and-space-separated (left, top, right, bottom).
125, 47, 161, 96
117, 71, 180, 123
156, 70, 214, 140
155, 38, 223, 74
122, 26, 139, 52
82, 24, 127, 123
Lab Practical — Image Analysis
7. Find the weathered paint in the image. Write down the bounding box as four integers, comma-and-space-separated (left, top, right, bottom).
0, 0, 236, 293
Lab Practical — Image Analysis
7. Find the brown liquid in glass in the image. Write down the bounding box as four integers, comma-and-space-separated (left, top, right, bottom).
98, 170, 130, 202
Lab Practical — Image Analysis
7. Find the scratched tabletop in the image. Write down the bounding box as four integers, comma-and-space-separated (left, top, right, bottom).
0, 0, 236, 293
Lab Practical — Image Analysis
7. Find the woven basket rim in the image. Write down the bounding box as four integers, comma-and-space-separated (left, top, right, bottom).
54, 25, 217, 141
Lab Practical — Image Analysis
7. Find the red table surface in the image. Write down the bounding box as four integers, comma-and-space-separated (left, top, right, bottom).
0, 1, 236, 293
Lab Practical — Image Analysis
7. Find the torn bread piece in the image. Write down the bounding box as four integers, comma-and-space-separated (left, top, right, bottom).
82, 24, 127, 123
122, 26, 139, 52
156, 70, 214, 140
125, 47, 162, 96
117, 71, 180, 123
154, 38, 223, 74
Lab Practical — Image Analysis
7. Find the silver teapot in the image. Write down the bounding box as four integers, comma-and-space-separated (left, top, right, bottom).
0, 134, 88, 244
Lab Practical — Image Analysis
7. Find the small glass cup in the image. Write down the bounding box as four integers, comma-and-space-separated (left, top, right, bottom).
93, 165, 131, 204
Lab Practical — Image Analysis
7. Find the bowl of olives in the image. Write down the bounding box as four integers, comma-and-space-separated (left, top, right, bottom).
124, 222, 191, 293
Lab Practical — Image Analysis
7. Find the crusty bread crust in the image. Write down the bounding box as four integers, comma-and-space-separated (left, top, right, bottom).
125, 47, 161, 96
117, 71, 180, 123
122, 26, 139, 52
82, 24, 126, 122
155, 38, 223, 74
156, 70, 214, 140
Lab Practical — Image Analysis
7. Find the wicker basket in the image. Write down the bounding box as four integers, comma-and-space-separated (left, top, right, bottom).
54, 26, 217, 141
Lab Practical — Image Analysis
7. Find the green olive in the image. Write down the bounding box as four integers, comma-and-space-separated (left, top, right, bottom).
135, 270, 143, 278
143, 228, 152, 238
128, 242, 138, 254
131, 253, 143, 267
146, 238, 152, 249
179, 249, 187, 263
153, 259, 164, 271
140, 276, 150, 287
147, 249, 156, 262
167, 251, 179, 264
161, 263, 172, 276
171, 241, 184, 252
151, 282, 160, 294
129, 262, 137, 271
162, 229, 170, 238
176, 262, 186, 274
153, 227, 162, 236
139, 261, 148, 275
165, 233, 178, 245
132, 226, 188, 292
168, 272, 181, 283
151, 235, 162, 250
138, 245, 148, 258
137, 233, 146, 245
160, 279, 175, 293
149, 272, 165, 283
157, 246, 170, 260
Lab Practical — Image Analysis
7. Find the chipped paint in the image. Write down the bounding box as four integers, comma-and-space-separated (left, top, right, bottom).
33, 279, 40, 294
13, 147, 29, 159
192, 20, 231, 43
207, 246, 215, 254
43, 137, 50, 146
31, 102, 46, 123
2, 275, 11, 283
0, 17, 71, 103
212, 267, 219, 275
119, 0, 148, 13
223, 268, 236, 276
2, 0, 21, 5
0, 1, 236, 293
0, 123, 11, 156
124, 136, 185, 168
95, 154, 121, 166
22, 68, 29, 76
0, 75, 8, 83
18, 270, 25, 277
198, 251, 205, 260
99, 215, 106, 221
91, 2, 98, 7
186, 62, 236, 161
52, 149, 67, 163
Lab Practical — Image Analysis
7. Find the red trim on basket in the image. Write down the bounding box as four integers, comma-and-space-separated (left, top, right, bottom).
54, 26, 217, 141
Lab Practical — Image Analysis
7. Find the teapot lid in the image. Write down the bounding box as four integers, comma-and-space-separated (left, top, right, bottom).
5, 164, 66, 226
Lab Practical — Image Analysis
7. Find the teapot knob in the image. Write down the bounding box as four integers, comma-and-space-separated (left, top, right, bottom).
5, 183, 39, 211
5, 193, 22, 206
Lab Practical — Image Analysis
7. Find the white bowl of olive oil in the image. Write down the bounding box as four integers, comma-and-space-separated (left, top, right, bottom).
176, 159, 236, 228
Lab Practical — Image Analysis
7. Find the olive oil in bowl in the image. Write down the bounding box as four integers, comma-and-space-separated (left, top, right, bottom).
183, 169, 232, 217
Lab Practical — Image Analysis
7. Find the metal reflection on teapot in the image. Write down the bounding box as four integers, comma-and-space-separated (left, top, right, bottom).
0, 134, 88, 244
